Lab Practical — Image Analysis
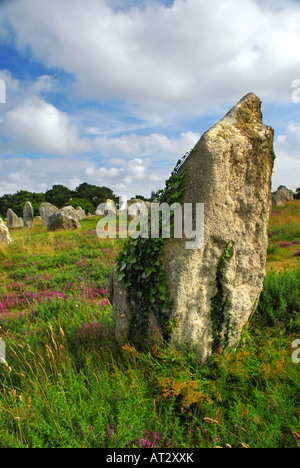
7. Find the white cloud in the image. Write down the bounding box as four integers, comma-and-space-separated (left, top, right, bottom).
0, 67, 200, 160
1, 0, 299, 121
0, 154, 150, 199
0, 0, 300, 197
0, 96, 91, 155
0, 82, 199, 159
273, 122, 300, 191
0, 128, 201, 198
92, 131, 199, 159
28, 75, 58, 95
275, 122, 300, 158
0, 155, 93, 196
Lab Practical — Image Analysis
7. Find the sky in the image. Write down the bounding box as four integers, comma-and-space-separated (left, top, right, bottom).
0, 0, 299, 200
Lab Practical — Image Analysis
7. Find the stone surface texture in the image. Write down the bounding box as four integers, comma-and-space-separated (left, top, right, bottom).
271, 185, 294, 207
0, 218, 12, 247
76, 206, 86, 220
108, 93, 275, 362
7, 209, 23, 228
95, 199, 117, 216
23, 201, 34, 228
39, 203, 59, 228
126, 199, 152, 218
47, 206, 81, 231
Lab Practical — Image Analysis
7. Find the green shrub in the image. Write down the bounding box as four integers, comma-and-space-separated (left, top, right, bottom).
63, 198, 94, 214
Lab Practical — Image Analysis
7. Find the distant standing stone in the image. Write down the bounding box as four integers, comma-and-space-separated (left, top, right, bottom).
39, 203, 59, 228
271, 185, 294, 207
127, 199, 150, 218
7, 209, 23, 228
0, 218, 12, 247
76, 206, 86, 220
95, 199, 117, 216
47, 206, 81, 231
23, 201, 34, 228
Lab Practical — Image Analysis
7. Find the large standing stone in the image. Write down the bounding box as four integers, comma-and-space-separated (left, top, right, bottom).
108, 93, 275, 362
23, 201, 34, 228
0, 218, 12, 247
47, 206, 81, 231
271, 185, 294, 207
39, 203, 59, 228
7, 209, 23, 228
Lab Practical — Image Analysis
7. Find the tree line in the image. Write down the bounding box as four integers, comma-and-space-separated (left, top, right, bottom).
0, 183, 118, 218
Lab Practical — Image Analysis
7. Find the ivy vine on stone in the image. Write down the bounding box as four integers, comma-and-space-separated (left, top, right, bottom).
115, 150, 192, 347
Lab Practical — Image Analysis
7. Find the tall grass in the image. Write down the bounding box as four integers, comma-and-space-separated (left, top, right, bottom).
0, 215, 299, 448
267, 200, 300, 271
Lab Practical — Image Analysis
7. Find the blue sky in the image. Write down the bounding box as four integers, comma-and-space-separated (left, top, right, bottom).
0, 0, 300, 199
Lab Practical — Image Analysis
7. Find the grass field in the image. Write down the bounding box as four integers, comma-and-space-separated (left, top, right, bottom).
267, 200, 300, 272
0, 203, 299, 448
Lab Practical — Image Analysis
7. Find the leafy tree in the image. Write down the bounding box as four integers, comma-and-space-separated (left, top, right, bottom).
134, 195, 150, 201
45, 185, 74, 208
75, 183, 118, 209
0, 193, 14, 218
0, 182, 118, 218
0, 191, 46, 217
63, 198, 94, 214
151, 190, 160, 201
295, 188, 300, 200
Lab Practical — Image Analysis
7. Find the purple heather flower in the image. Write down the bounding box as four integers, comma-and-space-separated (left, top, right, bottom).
280, 242, 293, 248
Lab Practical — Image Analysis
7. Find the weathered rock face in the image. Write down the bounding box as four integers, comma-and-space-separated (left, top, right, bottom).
271, 185, 294, 207
95, 199, 117, 216
47, 206, 81, 231
7, 209, 23, 228
127, 199, 151, 218
108, 93, 275, 362
76, 206, 86, 220
39, 203, 59, 228
163, 92, 275, 361
23, 201, 34, 228
0, 218, 12, 247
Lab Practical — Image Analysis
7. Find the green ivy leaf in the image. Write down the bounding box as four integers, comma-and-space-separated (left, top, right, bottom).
150, 295, 156, 304
128, 254, 137, 264
114, 148, 191, 345
117, 271, 126, 281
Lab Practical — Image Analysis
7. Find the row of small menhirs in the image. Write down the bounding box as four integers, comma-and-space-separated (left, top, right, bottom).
0, 197, 153, 246
2, 181, 297, 230
2, 197, 151, 229
0, 184, 296, 247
